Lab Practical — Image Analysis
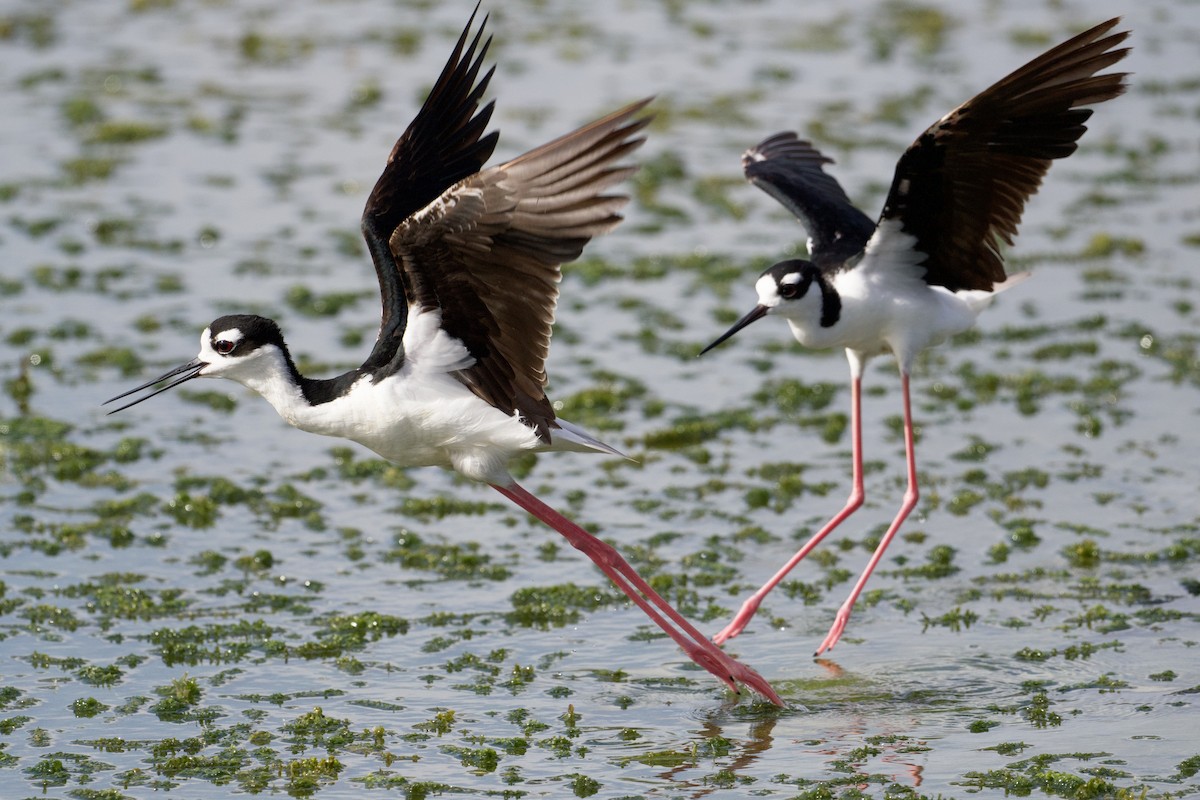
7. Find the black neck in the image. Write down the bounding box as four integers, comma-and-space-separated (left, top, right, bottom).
277, 343, 365, 407
802, 264, 841, 328
359, 217, 409, 379
299, 371, 365, 406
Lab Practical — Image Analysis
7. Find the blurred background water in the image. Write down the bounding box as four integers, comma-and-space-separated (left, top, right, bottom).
1, 0, 1198, 797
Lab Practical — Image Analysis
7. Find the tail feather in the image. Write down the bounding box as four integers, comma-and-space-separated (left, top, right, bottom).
958, 270, 1032, 313
548, 417, 630, 459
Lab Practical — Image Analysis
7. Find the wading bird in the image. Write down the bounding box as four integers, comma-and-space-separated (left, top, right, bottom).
702, 19, 1129, 654
106, 9, 781, 704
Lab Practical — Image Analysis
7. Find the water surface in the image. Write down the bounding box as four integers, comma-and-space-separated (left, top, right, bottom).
1, 0, 1198, 797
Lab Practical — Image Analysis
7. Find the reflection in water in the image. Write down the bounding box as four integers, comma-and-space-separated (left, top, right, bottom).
654, 712, 779, 798
656, 670, 928, 797
813, 657, 845, 678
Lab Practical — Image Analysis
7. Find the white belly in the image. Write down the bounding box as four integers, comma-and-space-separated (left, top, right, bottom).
289, 372, 542, 483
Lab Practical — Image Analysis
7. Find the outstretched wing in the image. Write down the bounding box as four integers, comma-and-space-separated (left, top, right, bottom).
742, 132, 875, 268
874, 17, 1129, 292
360, 6, 500, 375
390, 99, 652, 441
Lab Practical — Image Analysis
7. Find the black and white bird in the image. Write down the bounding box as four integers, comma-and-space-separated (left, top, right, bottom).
702, 19, 1129, 654
105, 10, 781, 704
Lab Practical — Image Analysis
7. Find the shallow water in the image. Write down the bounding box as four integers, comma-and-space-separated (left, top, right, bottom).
1, 0, 1198, 797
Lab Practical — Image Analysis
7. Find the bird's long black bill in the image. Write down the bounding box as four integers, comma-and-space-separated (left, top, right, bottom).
699, 305, 769, 356
103, 359, 206, 414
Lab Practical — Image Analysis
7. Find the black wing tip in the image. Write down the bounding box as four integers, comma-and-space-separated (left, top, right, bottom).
594, 96, 657, 127
361, 4, 501, 224
509, 95, 654, 171
742, 131, 835, 172
1022, 17, 1133, 94
1066, 17, 1134, 97
594, 96, 656, 139
625, 95, 657, 116
1040, 17, 1128, 56
461, 1, 488, 47
1082, 16, 1125, 39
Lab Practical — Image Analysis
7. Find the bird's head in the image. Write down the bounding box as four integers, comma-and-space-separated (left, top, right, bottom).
196, 315, 290, 381
700, 259, 822, 354
104, 314, 291, 413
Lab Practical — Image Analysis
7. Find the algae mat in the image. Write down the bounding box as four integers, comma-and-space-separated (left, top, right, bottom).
1, 0, 1198, 797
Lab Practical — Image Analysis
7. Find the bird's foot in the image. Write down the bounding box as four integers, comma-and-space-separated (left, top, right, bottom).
688, 643, 783, 706
711, 595, 762, 645
814, 604, 853, 656
729, 660, 784, 707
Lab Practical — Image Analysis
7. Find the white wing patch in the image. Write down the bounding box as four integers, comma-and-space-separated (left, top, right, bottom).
401, 308, 475, 375
859, 217, 927, 283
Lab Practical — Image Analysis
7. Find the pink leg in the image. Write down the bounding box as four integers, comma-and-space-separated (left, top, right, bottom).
814, 372, 919, 655
713, 376, 865, 645
492, 482, 783, 706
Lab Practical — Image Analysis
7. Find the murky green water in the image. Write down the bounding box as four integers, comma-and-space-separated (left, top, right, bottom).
2, 0, 1198, 797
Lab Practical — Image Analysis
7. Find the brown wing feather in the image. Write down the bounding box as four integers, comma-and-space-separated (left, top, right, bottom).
879, 18, 1130, 291
389, 99, 652, 441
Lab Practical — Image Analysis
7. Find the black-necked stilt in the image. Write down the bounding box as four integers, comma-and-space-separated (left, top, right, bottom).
105, 9, 782, 704
702, 19, 1129, 654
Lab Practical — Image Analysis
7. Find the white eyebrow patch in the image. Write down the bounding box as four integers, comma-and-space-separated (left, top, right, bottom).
779, 272, 803, 286
214, 329, 245, 347
199, 327, 247, 362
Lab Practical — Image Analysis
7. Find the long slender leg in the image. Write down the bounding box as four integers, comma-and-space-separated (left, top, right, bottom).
492, 482, 784, 706
814, 371, 919, 655
713, 375, 865, 645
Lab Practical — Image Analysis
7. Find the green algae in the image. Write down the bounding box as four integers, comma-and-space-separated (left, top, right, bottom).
642, 407, 768, 449
866, 2, 956, 60
87, 120, 168, 145
61, 156, 120, 184
507, 583, 626, 629
328, 446, 417, 489
961, 751, 1150, 799
70, 697, 109, 718
25, 751, 114, 788
394, 496, 494, 519
383, 530, 510, 581
285, 285, 369, 318
177, 390, 237, 413
300, 611, 408, 659
556, 378, 647, 432
237, 30, 314, 65
146, 620, 287, 667
0, 5, 1195, 800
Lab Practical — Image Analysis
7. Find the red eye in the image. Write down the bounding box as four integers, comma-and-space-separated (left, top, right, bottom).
214, 340, 235, 355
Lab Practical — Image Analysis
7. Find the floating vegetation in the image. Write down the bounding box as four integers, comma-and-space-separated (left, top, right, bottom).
0, 2, 1195, 799
866, 1, 957, 60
